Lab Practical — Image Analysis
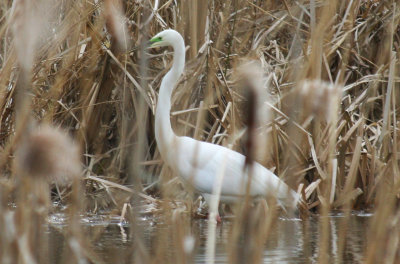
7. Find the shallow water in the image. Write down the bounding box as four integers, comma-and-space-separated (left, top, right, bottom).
47, 211, 370, 263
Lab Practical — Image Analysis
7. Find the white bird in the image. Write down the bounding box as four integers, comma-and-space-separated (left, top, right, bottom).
150, 29, 300, 213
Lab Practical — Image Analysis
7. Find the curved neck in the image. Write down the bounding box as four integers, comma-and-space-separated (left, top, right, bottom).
155, 37, 185, 160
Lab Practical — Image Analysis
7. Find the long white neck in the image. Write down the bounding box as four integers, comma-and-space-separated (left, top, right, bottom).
155, 36, 185, 161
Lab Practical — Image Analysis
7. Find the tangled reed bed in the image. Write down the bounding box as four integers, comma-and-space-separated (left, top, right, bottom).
0, 0, 399, 263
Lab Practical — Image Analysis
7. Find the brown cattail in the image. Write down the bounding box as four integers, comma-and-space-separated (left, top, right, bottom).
236, 60, 273, 165
104, 0, 131, 52
16, 125, 81, 186
11, 0, 50, 72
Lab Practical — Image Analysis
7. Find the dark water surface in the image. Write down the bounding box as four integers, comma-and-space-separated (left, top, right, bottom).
48, 212, 371, 263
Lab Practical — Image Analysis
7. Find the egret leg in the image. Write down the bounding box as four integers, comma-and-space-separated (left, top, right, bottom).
203, 193, 223, 223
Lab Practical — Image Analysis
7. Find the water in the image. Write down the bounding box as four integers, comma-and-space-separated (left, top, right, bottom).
47, 211, 370, 263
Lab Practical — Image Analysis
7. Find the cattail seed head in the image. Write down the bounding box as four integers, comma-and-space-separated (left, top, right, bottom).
16, 125, 81, 186
235, 60, 273, 164
297, 79, 342, 122
104, 0, 131, 52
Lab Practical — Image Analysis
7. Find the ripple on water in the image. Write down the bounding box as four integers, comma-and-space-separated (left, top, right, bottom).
46, 211, 371, 263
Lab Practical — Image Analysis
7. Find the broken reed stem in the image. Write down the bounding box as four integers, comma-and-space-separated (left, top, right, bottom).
336, 135, 363, 263
379, 50, 396, 154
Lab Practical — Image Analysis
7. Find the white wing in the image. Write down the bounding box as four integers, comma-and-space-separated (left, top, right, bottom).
171, 136, 299, 209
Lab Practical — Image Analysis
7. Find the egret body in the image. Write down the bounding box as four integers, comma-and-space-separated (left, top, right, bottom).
150, 29, 299, 211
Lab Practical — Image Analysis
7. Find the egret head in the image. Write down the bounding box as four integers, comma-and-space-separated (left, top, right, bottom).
149, 29, 182, 48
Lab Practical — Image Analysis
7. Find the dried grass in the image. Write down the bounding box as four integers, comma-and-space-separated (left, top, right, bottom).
0, 0, 399, 263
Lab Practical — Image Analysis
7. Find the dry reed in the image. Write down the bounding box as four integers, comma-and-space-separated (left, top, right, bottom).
0, 0, 399, 263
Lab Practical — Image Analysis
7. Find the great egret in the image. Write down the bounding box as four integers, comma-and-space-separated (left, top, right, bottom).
150, 29, 300, 213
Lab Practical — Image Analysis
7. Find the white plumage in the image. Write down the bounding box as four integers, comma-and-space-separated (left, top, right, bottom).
150, 29, 299, 211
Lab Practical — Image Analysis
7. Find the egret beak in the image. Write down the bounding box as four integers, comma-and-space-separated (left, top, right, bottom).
146, 41, 154, 48
148, 36, 163, 48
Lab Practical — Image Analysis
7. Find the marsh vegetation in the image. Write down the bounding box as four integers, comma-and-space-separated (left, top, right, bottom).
0, 0, 399, 263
